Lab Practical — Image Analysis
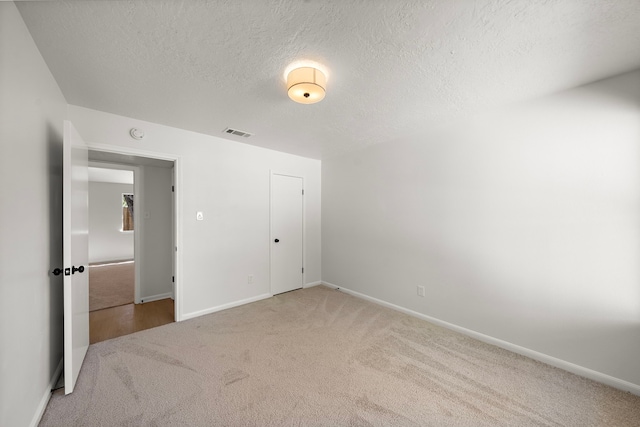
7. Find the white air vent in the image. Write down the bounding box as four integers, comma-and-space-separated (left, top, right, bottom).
223, 128, 253, 138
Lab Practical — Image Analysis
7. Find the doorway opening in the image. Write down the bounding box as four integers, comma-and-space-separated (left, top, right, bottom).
87, 150, 176, 343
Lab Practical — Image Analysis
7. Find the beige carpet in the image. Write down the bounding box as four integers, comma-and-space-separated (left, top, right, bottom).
89, 261, 134, 312
41, 286, 640, 426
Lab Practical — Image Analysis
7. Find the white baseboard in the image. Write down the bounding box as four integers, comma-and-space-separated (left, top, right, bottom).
321, 281, 640, 396
89, 259, 134, 266
303, 281, 322, 288
30, 358, 63, 427
140, 292, 172, 304
181, 293, 272, 321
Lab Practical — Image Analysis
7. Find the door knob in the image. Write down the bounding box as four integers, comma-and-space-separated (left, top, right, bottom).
52, 268, 63, 276
72, 265, 85, 274
274, 239, 280, 243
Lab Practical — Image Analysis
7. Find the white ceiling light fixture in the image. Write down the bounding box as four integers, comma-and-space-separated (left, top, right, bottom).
287, 66, 327, 104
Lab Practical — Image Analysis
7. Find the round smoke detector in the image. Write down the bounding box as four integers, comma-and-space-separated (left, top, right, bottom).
130, 128, 145, 140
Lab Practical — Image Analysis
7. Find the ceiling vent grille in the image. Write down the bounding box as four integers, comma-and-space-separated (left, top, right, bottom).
223, 128, 253, 138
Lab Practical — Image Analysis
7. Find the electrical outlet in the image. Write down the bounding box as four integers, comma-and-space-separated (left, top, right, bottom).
417, 286, 425, 297
248, 275, 254, 284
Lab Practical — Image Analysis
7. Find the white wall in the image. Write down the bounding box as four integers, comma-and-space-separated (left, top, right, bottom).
322, 70, 640, 389
0, 3, 67, 426
88, 182, 134, 263
67, 105, 321, 320
139, 165, 173, 301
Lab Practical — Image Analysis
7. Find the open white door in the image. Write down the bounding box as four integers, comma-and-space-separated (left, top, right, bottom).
63, 120, 90, 394
271, 174, 304, 295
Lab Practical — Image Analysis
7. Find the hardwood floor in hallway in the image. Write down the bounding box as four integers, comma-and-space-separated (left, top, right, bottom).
89, 298, 175, 344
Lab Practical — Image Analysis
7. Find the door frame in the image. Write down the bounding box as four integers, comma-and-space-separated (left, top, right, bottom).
88, 143, 183, 321
269, 171, 305, 295
88, 161, 142, 303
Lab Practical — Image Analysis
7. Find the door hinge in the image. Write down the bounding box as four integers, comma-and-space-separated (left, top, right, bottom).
302, 189, 304, 195
302, 267, 304, 274
172, 276, 175, 283
172, 185, 174, 192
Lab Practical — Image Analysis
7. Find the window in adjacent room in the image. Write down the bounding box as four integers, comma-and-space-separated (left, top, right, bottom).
122, 193, 134, 231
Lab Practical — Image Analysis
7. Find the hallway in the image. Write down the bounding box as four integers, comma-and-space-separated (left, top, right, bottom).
89, 299, 174, 344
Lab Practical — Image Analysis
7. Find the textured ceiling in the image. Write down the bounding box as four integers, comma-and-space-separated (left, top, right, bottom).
16, 0, 640, 159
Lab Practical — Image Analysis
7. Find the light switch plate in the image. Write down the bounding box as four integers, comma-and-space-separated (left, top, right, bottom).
196, 211, 204, 221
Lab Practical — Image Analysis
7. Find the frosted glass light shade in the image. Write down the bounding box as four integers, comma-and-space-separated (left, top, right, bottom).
287, 67, 326, 104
